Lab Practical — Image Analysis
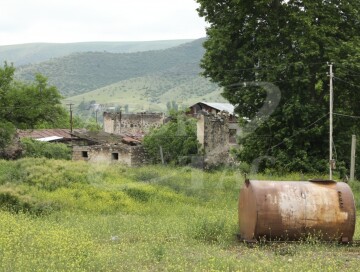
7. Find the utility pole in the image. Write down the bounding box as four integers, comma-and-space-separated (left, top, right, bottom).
350, 135, 356, 181
328, 63, 334, 180
67, 103, 74, 133
95, 109, 98, 124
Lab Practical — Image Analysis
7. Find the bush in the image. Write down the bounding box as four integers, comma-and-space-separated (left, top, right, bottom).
20, 138, 71, 160
143, 112, 199, 165
0, 186, 58, 215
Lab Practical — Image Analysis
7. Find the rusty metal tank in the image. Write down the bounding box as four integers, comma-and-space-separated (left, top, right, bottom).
238, 179, 356, 242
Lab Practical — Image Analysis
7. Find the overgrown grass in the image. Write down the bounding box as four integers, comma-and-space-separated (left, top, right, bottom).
0, 158, 359, 271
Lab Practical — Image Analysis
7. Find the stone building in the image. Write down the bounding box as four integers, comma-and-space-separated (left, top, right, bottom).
103, 112, 165, 135
189, 102, 241, 145
197, 111, 237, 166
71, 131, 147, 166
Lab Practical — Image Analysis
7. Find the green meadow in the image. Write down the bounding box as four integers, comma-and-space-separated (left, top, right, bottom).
0, 158, 359, 271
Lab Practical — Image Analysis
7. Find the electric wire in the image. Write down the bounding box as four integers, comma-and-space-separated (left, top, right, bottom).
267, 113, 329, 152
333, 76, 360, 89
333, 113, 360, 119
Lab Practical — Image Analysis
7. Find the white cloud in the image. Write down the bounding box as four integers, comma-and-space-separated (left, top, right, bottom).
0, 0, 207, 45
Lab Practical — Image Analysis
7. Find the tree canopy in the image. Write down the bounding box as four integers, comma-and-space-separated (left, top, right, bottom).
197, 0, 360, 175
0, 62, 68, 149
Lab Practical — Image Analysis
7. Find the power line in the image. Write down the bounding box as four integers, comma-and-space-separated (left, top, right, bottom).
219, 62, 328, 73
333, 76, 360, 88
267, 113, 329, 152
333, 64, 360, 77
334, 113, 360, 119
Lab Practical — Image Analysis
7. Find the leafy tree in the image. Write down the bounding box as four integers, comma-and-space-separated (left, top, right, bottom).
143, 112, 199, 164
1, 65, 66, 129
0, 63, 16, 149
196, 0, 360, 174
0, 121, 16, 150
0, 63, 69, 151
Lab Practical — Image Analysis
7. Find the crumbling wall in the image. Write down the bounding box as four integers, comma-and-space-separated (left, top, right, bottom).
197, 112, 232, 166
103, 112, 165, 135
72, 144, 147, 166
130, 146, 148, 166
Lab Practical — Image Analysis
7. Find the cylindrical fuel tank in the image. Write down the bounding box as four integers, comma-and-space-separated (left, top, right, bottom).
238, 179, 356, 242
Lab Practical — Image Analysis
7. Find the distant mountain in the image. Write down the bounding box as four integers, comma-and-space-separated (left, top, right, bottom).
13, 38, 227, 114
0, 39, 194, 66
15, 38, 208, 97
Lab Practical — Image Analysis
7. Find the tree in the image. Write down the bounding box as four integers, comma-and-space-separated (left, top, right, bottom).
4, 74, 65, 129
143, 112, 199, 164
0, 63, 68, 150
196, 0, 360, 174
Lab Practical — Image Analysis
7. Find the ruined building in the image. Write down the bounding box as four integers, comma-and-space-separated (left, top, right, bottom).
103, 112, 165, 135
196, 111, 239, 166
71, 131, 147, 166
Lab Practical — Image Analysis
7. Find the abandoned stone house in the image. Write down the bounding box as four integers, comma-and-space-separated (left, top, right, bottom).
17, 102, 241, 167
196, 111, 238, 166
103, 112, 165, 135
17, 129, 147, 166
189, 102, 242, 166
189, 101, 241, 143
71, 131, 147, 166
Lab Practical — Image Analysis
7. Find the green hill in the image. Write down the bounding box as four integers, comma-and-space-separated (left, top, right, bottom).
15, 39, 207, 97
0, 40, 193, 66
67, 73, 226, 113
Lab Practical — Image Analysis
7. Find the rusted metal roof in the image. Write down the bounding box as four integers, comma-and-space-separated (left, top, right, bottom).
71, 131, 141, 146
18, 129, 142, 146
17, 129, 84, 140
122, 136, 141, 145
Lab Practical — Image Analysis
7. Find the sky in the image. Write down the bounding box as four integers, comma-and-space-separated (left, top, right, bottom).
0, 0, 207, 46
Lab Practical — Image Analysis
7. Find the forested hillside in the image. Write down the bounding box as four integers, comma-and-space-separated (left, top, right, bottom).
15, 39, 210, 97
0, 40, 193, 66
68, 71, 225, 113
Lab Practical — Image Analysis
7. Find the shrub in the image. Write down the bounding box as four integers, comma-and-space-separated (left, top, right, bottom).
143, 112, 199, 165
0, 186, 58, 215
20, 138, 71, 160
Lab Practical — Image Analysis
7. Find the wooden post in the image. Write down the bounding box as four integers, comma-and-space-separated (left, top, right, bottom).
159, 146, 165, 165
350, 135, 356, 181
66, 103, 74, 133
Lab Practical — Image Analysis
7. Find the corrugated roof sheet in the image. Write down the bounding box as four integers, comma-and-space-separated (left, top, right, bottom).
17, 129, 84, 139
191, 102, 235, 115
36, 136, 64, 142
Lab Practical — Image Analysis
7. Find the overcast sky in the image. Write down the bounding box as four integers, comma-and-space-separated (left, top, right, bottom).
0, 0, 207, 45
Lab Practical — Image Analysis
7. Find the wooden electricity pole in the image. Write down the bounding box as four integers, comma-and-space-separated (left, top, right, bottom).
67, 103, 74, 133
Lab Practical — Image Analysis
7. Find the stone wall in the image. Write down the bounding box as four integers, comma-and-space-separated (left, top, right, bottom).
197, 112, 238, 166
72, 144, 147, 166
103, 112, 165, 135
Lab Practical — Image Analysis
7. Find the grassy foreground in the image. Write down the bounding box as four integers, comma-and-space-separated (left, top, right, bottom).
0, 158, 359, 271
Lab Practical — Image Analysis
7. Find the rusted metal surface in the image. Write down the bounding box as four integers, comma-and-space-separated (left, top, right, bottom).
238, 180, 356, 242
